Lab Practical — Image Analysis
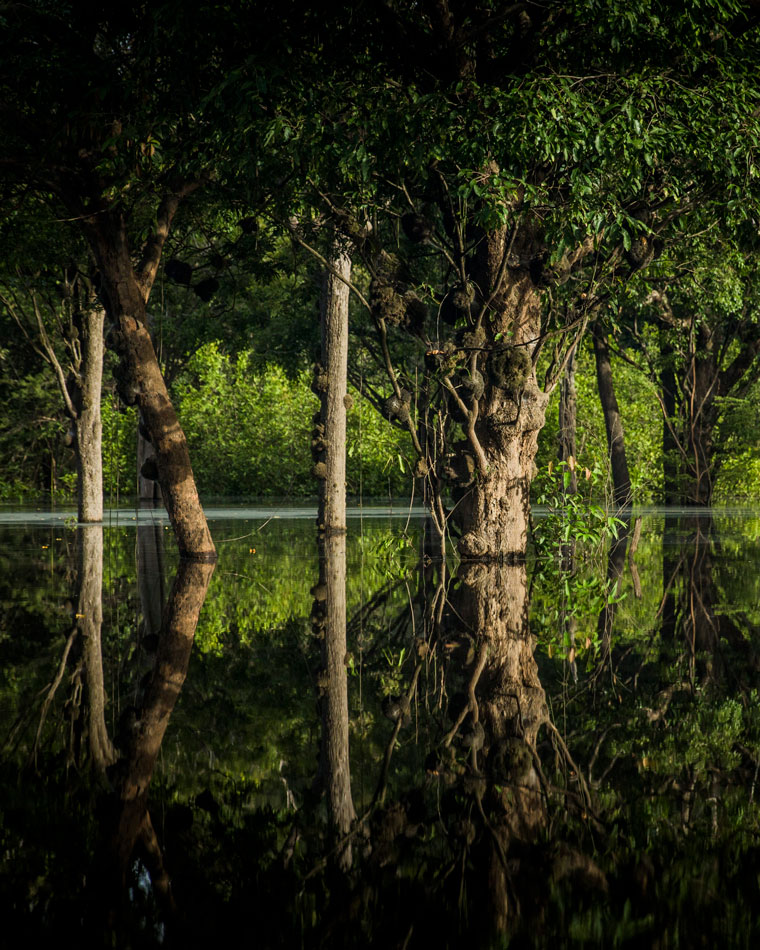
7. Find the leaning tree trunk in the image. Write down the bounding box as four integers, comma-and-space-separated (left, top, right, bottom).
88, 214, 215, 561
311, 243, 356, 862
453, 227, 550, 560
592, 322, 632, 509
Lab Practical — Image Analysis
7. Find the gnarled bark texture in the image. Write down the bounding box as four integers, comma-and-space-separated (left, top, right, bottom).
454, 227, 549, 560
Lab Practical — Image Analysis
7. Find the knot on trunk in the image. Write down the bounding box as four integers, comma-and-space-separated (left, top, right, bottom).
457, 531, 489, 559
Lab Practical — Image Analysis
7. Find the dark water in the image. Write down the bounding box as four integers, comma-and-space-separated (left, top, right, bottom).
2, 503, 760, 947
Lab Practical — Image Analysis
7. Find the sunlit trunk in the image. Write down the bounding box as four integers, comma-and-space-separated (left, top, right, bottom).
454, 228, 549, 560
89, 216, 215, 561
75, 304, 105, 523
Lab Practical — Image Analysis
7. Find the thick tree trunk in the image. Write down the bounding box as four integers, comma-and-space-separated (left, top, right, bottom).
89, 217, 215, 561
592, 323, 632, 508
75, 304, 105, 523
454, 228, 549, 560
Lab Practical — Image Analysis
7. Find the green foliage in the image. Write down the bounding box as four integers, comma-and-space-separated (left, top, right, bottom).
531, 459, 624, 660
173, 342, 409, 497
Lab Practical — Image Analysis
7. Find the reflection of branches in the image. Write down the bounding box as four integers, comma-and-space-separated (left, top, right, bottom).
27, 624, 78, 770
544, 718, 593, 812
373, 660, 424, 807
443, 642, 488, 748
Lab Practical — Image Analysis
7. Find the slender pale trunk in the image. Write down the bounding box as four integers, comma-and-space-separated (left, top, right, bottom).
313, 244, 356, 863
592, 323, 632, 509
76, 305, 105, 523
89, 217, 215, 561
319, 244, 351, 531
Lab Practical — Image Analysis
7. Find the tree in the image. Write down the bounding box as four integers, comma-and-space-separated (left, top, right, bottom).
0, 2, 237, 557
278, 0, 760, 562
0, 227, 105, 521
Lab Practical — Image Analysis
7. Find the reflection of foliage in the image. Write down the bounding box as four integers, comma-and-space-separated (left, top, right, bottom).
531, 460, 624, 661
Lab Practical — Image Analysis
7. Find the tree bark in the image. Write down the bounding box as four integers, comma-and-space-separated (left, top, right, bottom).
592, 322, 632, 509
75, 303, 105, 522
453, 227, 550, 560
87, 211, 215, 561
318, 242, 351, 533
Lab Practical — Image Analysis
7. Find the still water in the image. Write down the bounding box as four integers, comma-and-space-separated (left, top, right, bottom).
2, 502, 760, 947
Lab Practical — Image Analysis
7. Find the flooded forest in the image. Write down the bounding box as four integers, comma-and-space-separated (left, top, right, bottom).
3, 2, 760, 947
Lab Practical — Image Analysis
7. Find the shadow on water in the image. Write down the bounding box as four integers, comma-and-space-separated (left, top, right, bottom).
2, 505, 760, 946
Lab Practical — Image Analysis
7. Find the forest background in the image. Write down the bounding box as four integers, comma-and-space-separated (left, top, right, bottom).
2, 0, 760, 514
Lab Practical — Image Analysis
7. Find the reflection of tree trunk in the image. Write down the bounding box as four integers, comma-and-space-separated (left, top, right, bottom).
451, 561, 548, 931
105, 558, 215, 907
661, 512, 680, 642
592, 323, 632, 509
596, 515, 632, 654
78, 524, 116, 774
315, 533, 356, 868
137, 518, 166, 640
